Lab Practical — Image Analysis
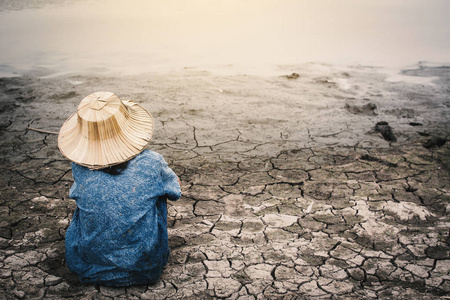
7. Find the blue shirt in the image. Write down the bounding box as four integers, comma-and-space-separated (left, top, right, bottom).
65, 150, 181, 287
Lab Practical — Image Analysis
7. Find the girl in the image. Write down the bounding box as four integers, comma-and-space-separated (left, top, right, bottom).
58, 92, 181, 287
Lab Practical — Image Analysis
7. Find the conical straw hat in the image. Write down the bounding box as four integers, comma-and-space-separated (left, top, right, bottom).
58, 92, 154, 169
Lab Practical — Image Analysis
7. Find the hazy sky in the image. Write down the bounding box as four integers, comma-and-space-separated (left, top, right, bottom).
0, 0, 449, 75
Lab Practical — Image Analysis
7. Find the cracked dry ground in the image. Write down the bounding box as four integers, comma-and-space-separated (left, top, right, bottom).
1, 66, 450, 299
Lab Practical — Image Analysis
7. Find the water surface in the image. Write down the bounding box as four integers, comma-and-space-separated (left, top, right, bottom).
0, 0, 449, 76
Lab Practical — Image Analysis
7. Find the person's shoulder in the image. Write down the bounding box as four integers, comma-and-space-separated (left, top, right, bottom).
71, 162, 88, 173
71, 162, 94, 181
132, 150, 165, 165
139, 149, 163, 160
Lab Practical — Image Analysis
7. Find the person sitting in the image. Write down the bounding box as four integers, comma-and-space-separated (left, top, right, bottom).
58, 91, 181, 287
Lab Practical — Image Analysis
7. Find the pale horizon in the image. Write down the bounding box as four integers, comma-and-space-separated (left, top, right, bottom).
1, 0, 450, 76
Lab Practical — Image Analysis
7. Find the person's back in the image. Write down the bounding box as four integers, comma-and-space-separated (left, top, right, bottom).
66, 150, 180, 286
58, 92, 181, 286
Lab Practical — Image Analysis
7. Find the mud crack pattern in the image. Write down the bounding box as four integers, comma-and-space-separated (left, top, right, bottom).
0, 65, 449, 299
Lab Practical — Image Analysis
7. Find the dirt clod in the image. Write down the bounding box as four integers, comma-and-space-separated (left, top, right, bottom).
423, 137, 447, 149
345, 103, 377, 116
375, 121, 397, 142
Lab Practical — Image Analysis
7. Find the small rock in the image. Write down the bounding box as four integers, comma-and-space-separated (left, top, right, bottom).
26, 276, 45, 288
13, 289, 25, 299
187, 251, 206, 263
274, 266, 298, 281
348, 267, 365, 281
284, 73, 300, 79
0, 269, 12, 279
375, 121, 397, 142
345, 102, 377, 116
47, 282, 70, 294
261, 214, 298, 228
45, 275, 63, 286
423, 137, 446, 149
360, 154, 397, 167
417, 131, 430, 137
4, 254, 28, 269
168, 235, 185, 248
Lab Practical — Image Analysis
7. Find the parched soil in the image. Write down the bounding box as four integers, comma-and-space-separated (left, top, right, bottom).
0, 65, 449, 299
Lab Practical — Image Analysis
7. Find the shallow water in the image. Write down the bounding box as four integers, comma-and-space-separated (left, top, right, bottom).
0, 0, 449, 76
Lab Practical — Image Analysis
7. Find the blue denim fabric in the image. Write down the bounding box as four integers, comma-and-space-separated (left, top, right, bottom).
65, 150, 181, 287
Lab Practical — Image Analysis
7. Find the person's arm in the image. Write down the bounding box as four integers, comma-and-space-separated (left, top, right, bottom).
159, 157, 181, 201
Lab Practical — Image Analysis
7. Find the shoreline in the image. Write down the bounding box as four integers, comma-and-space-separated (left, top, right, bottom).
2, 60, 450, 81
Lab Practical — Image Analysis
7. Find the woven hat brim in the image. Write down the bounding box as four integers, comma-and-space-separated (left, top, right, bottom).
58, 100, 154, 169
